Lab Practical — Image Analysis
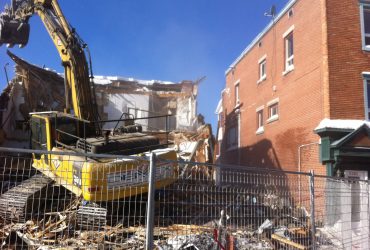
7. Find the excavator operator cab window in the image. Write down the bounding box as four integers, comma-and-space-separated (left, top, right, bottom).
30, 117, 48, 159
52, 116, 89, 147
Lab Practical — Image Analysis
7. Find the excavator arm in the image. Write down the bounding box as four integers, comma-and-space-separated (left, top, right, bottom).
0, 0, 100, 130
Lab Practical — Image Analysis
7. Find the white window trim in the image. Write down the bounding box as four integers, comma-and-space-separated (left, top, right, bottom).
363, 73, 370, 120
257, 57, 267, 84
233, 79, 240, 86
235, 82, 240, 106
267, 97, 279, 106
282, 25, 295, 38
256, 105, 264, 112
283, 65, 295, 76
258, 54, 267, 63
256, 126, 264, 135
256, 108, 264, 134
267, 98, 279, 123
360, 3, 370, 51
282, 26, 295, 75
257, 75, 267, 84
267, 114, 279, 123
283, 30, 295, 75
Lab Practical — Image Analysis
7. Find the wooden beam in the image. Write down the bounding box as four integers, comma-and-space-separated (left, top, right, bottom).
271, 233, 308, 250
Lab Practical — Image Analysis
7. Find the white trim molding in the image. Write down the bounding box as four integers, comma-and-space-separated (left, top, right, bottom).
282, 65, 295, 76
256, 126, 265, 135
267, 98, 279, 123
267, 97, 280, 107
258, 54, 267, 64
282, 25, 295, 38
363, 73, 370, 120
256, 105, 265, 112
360, 3, 370, 51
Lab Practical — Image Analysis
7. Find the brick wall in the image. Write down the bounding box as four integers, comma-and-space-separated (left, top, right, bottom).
220, 0, 327, 173
326, 0, 370, 119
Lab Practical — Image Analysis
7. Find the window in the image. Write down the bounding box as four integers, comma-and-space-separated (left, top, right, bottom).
256, 107, 264, 134
258, 56, 267, 83
288, 9, 294, 18
235, 82, 240, 105
360, 3, 370, 50
226, 114, 239, 150
364, 77, 370, 119
268, 103, 279, 121
227, 125, 239, 149
267, 98, 279, 123
285, 32, 294, 71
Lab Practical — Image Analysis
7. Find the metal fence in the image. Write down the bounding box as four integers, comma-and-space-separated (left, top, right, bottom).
0, 147, 368, 249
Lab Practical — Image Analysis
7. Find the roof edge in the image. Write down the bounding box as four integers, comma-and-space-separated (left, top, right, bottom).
225, 0, 297, 76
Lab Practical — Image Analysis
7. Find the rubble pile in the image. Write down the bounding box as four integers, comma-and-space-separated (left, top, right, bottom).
0, 186, 338, 249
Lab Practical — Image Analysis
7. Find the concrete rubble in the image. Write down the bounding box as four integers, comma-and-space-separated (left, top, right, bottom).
0, 187, 340, 249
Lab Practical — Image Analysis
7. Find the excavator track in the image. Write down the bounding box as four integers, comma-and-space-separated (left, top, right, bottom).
0, 174, 53, 223
77, 202, 107, 230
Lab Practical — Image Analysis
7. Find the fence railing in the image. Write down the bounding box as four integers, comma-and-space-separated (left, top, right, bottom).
0, 147, 368, 249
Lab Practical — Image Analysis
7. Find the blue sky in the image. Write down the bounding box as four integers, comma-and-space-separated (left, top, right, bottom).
0, 0, 288, 131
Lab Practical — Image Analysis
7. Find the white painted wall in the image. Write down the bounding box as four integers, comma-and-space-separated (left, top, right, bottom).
102, 94, 149, 130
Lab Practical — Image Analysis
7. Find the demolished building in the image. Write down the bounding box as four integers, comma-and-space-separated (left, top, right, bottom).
0, 51, 213, 163
0, 52, 196, 136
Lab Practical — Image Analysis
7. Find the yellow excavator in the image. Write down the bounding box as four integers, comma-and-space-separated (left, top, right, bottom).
0, 0, 177, 228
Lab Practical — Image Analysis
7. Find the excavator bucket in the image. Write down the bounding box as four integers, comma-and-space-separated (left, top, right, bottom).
0, 17, 29, 47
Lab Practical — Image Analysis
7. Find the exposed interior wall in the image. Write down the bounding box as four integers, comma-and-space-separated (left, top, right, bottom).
98, 93, 150, 130
0, 52, 202, 147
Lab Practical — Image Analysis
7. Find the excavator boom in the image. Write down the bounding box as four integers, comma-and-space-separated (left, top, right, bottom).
0, 0, 100, 132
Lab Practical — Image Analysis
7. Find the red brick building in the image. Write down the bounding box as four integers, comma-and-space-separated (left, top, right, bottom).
216, 0, 370, 175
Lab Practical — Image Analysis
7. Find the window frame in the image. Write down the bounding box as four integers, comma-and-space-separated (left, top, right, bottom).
285, 33, 294, 70
363, 73, 370, 120
267, 98, 280, 123
282, 25, 295, 75
257, 55, 267, 84
360, 3, 370, 51
256, 105, 264, 134
234, 80, 240, 106
226, 114, 240, 151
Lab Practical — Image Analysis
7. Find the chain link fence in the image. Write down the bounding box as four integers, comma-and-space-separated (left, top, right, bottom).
0, 147, 368, 249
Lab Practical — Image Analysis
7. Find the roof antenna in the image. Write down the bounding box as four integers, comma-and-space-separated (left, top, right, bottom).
264, 5, 276, 18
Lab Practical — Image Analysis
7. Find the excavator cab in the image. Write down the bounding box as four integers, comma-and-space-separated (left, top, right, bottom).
0, 10, 30, 47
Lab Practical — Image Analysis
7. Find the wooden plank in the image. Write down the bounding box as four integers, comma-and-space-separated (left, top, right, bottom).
271, 233, 307, 250
288, 227, 310, 236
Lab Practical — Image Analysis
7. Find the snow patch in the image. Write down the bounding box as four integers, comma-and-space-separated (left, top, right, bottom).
315, 118, 370, 131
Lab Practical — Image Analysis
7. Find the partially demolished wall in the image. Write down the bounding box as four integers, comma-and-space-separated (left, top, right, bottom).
0, 52, 201, 144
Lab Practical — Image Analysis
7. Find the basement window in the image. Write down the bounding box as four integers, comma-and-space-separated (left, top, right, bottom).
360, 3, 370, 50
